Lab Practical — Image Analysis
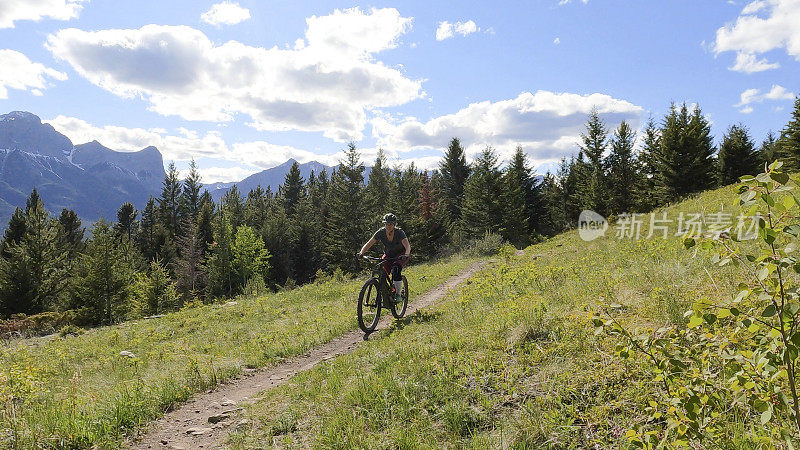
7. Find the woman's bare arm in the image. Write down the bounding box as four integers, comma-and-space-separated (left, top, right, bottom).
359, 238, 377, 256
402, 238, 411, 256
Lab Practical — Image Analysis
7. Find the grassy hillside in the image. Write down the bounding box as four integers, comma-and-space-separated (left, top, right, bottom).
229, 182, 780, 448
0, 256, 476, 448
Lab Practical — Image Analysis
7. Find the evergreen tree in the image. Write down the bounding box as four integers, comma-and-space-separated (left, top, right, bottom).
579, 110, 610, 215
180, 159, 203, 221
636, 117, 661, 211
278, 161, 306, 216
261, 199, 296, 286
115, 202, 138, 241
776, 96, 800, 170
175, 217, 205, 302
2, 208, 26, 258
655, 103, 716, 202
323, 143, 368, 273
461, 147, 505, 236
139, 196, 175, 265
159, 162, 182, 237
505, 146, 537, 243
71, 220, 135, 324
393, 164, 422, 239
196, 196, 215, 255
439, 137, 471, 225
718, 123, 759, 185
134, 259, 179, 316
244, 186, 269, 229
565, 153, 591, 224
292, 197, 319, 284
365, 149, 392, 213
539, 172, 567, 236
221, 185, 245, 230
607, 121, 641, 214
204, 213, 235, 298
57, 208, 85, 264
0, 193, 68, 315
759, 131, 778, 168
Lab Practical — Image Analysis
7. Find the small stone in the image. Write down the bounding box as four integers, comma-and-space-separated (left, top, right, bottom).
208, 412, 230, 424
186, 426, 212, 436
119, 350, 136, 358
220, 397, 237, 407
235, 418, 250, 431
223, 301, 238, 307
160, 439, 168, 445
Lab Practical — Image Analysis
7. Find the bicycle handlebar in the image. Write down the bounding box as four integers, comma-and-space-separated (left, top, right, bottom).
360, 254, 409, 263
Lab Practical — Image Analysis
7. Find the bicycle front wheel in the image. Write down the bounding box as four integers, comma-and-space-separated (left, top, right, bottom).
358, 278, 381, 333
391, 275, 409, 319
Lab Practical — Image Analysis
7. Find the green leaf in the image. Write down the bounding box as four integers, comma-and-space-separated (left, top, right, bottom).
688, 315, 704, 328
771, 171, 790, 184
761, 227, 777, 244
784, 224, 800, 237
683, 237, 695, 249
770, 160, 784, 171
741, 190, 757, 203
786, 303, 800, 317
757, 173, 772, 183
757, 266, 770, 281
784, 196, 796, 210
762, 304, 777, 317
762, 193, 776, 207
703, 313, 717, 325
760, 407, 773, 424
740, 175, 756, 182
718, 309, 731, 319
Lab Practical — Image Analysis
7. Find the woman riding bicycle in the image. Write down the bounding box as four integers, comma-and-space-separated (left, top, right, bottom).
358, 213, 411, 302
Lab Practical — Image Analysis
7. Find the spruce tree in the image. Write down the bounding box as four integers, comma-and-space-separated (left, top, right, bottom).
278, 161, 306, 216
539, 173, 567, 236
71, 220, 135, 324
115, 202, 138, 241
415, 172, 446, 258
159, 162, 182, 237
461, 147, 505, 237
759, 131, 778, 168
204, 213, 235, 298
776, 96, 800, 170
565, 153, 591, 224
365, 149, 392, 214
2, 208, 26, 258
244, 186, 269, 229
607, 121, 641, 214
261, 199, 295, 286
232, 225, 271, 290
292, 197, 318, 283
175, 216, 205, 302
323, 143, 368, 273
221, 185, 245, 230
180, 159, 203, 221
504, 146, 536, 244
439, 137, 471, 225
196, 198, 215, 255
57, 208, 85, 269
718, 123, 759, 185
393, 164, 422, 239
579, 110, 610, 215
636, 117, 661, 211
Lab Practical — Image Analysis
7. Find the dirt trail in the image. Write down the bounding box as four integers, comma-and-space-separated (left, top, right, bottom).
131, 261, 487, 450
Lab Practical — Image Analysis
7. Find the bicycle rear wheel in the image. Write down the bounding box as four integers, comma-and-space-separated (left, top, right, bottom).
358, 278, 381, 333
391, 275, 409, 319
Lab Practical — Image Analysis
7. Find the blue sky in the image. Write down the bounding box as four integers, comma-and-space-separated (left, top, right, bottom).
1, 0, 798, 182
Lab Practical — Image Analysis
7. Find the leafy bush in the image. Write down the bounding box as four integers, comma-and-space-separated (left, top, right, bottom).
596, 161, 800, 447
133, 260, 180, 316
464, 232, 504, 257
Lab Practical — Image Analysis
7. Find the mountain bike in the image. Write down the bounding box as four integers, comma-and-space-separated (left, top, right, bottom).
357, 255, 409, 333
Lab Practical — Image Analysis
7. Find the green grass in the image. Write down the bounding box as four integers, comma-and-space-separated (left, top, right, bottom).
230, 184, 779, 448
0, 255, 476, 448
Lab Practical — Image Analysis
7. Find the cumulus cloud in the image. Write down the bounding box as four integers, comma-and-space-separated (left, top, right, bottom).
47, 115, 229, 161
0, 49, 67, 98
184, 165, 261, 184
372, 90, 643, 167
0, 0, 85, 28
46, 7, 422, 141
201, 1, 250, 26
553, 37, 561, 44
558, 0, 589, 5
714, 0, 800, 73
736, 84, 795, 111
435, 20, 479, 41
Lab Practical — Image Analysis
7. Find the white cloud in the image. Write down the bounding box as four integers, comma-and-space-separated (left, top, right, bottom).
185, 165, 260, 184
435, 20, 479, 41
46, 7, 421, 142
740, 106, 755, 113
558, 0, 589, 4
201, 1, 250, 26
714, 0, 800, 73
0, 49, 66, 99
553, 37, 561, 45
736, 84, 795, 107
0, 0, 85, 28
730, 52, 781, 72
372, 90, 643, 167
47, 115, 229, 161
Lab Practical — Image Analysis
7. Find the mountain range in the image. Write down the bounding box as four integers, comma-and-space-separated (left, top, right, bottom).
0, 111, 340, 230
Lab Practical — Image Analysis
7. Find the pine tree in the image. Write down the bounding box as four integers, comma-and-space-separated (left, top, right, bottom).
776, 96, 800, 170
221, 185, 245, 230
196, 198, 215, 255
461, 147, 505, 237
393, 164, 422, 239
718, 123, 759, 185
71, 220, 135, 324
2, 208, 26, 258
607, 121, 641, 214
539, 173, 567, 236
565, 153, 591, 224
323, 143, 368, 273
159, 162, 182, 237
579, 110, 610, 215
244, 186, 269, 229
175, 216, 205, 302
655, 103, 716, 202
260, 199, 296, 286
759, 131, 778, 168
278, 161, 306, 216
0, 192, 68, 315
180, 159, 203, 221
204, 213, 235, 298
365, 149, 393, 214
439, 137, 471, 225
139, 196, 175, 265
115, 202, 138, 241
636, 117, 661, 211
57, 208, 85, 267
292, 197, 318, 283
504, 146, 536, 243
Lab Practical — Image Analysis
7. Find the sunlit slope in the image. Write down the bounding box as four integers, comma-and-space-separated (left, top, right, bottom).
232, 183, 769, 448
0, 256, 476, 448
